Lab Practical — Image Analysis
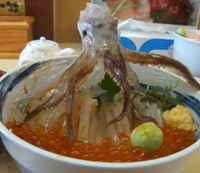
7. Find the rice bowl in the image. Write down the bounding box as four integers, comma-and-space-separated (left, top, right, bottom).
0, 56, 200, 173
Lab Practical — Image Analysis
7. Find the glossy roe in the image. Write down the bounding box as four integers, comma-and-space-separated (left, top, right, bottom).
6, 122, 195, 162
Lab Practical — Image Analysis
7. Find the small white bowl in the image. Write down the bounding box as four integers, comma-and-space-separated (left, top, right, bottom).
0, 57, 200, 173
173, 30, 200, 78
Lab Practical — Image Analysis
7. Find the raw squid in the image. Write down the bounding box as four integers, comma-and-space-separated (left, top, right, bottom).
3, 3, 200, 143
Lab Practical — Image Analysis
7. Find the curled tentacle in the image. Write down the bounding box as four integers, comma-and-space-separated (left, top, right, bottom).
103, 51, 157, 127
103, 51, 131, 125
123, 50, 200, 90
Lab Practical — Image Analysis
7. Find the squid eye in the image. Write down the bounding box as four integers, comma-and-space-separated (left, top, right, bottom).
82, 30, 87, 37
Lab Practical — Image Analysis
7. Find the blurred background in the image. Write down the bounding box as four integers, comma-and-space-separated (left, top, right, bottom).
0, 0, 91, 59
0, 0, 199, 58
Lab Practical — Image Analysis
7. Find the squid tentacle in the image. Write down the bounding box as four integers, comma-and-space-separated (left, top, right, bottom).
115, 48, 127, 76
23, 49, 98, 121
103, 51, 131, 125
124, 51, 200, 90
65, 76, 77, 141
103, 51, 154, 126
23, 50, 89, 123
64, 57, 98, 140
23, 50, 98, 140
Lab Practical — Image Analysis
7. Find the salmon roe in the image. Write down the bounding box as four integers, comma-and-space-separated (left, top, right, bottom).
6, 122, 195, 162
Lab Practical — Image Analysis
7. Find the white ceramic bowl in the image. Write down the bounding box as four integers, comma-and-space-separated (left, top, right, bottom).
0, 57, 200, 173
173, 30, 200, 78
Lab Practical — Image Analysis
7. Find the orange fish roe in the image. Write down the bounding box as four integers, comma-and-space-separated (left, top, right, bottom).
6, 122, 195, 162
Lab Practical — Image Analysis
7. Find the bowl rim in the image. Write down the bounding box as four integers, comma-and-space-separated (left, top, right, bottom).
0, 55, 200, 169
173, 31, 200, 44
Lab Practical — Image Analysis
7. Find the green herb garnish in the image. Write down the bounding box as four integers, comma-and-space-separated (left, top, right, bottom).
94, 73, 181, 111
99, 73, 120, 98
131, 85, 182, 111
94, 73, 120, 108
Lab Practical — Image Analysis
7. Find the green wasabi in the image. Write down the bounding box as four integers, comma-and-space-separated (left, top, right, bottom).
130, 122, 163, 153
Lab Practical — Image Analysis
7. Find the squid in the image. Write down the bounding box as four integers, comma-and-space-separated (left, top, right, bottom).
20, 3, 200, 141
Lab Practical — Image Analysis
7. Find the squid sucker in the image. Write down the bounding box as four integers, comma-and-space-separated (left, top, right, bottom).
20, 3, 200, 142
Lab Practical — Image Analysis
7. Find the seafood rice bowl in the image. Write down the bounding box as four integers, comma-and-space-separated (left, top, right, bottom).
1, 3, 200, 173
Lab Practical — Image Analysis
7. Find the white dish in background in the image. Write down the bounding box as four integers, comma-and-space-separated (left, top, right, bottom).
173, 31, 200, 78
168, 45, 200, 82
